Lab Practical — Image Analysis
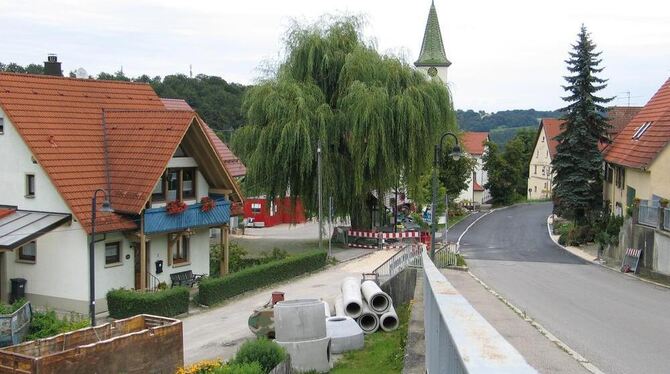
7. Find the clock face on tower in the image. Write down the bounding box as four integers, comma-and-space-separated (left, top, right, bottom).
427, 67, 438, 77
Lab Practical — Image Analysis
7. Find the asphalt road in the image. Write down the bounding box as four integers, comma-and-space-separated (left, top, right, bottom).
460, 203, 670, 374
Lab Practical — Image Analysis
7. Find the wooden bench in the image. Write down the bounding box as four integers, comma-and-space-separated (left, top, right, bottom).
170, 270, 204, 288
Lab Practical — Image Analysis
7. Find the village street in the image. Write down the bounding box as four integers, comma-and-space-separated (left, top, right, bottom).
459, 203, 670, 374
182, 248, 394, 365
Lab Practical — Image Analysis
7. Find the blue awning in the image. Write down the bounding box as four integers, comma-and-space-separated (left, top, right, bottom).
144, 199, 231, 235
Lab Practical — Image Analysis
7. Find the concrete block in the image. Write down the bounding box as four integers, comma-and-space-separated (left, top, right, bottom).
326, 316, 364, 353
277, 336, 331, 373
274, 299, 327, 342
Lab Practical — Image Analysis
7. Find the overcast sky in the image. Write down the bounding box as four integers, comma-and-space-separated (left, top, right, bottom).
1, 0, 668, 111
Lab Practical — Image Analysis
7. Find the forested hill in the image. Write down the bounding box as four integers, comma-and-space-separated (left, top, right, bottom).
456, 109, 562, 146
0, 62, 248, 133
456, 109, 561, 131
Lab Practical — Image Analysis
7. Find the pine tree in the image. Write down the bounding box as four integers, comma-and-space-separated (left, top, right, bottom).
552, 25, 612, 223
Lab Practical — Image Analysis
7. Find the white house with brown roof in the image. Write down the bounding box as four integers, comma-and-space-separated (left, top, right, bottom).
458, 132, 490, 204
0, 72, 243, 314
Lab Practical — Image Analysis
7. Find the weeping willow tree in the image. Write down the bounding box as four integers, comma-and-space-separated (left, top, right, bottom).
232, 16, 457, 229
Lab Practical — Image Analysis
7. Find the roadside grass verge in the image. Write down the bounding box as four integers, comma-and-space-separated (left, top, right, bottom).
330, 303, 410, 374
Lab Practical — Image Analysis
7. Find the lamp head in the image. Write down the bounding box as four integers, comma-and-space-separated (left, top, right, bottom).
100, 199, 114, 213
450, 144, 463, 161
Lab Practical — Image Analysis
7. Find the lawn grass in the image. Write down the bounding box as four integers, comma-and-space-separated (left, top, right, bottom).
330, 303, 411, 374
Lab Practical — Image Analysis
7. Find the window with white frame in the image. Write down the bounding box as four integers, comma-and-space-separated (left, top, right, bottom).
18, 241, 36, 262
251, 203, 261, 214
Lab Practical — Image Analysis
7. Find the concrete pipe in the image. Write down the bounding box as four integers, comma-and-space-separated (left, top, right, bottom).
357, 300, 379, 334
334, 297, 345, 317
274, 299, 327, 342
326, 316, 364, 353
361, 280, 392, 314
341, 277, 363, 318
323, 300, 331, 318
276, 336, 331, 373
379, 304, 399, 332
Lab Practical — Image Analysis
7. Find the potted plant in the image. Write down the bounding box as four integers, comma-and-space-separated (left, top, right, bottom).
200, 197, 216, 213
660, 198, 669, 208
166, 200, 187, 215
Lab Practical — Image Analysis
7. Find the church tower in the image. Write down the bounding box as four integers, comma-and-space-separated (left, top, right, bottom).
414, 1, 451, 83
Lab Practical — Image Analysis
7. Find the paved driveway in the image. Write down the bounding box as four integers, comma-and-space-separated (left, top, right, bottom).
182, 250, 395, 364
460, 203, 670, 374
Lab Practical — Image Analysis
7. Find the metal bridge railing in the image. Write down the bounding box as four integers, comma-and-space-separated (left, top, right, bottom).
434, 242, 460, 268
372, 244, 423, 284
422, 250, 537, 373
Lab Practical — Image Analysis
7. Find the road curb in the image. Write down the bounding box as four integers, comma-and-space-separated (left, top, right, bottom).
546, 215, 670, 290
467, 271, 604, 374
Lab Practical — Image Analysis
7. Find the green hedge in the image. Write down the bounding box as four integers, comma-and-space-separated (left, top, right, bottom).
107, 287, 189, 319
198, 250, 327, 306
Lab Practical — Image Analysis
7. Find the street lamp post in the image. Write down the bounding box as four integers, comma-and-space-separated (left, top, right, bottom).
430, 132, 462, 260
89, 189, 113, 326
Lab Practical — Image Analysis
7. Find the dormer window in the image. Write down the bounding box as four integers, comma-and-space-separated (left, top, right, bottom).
632, 121, 653, 140
151, 168, 197, 203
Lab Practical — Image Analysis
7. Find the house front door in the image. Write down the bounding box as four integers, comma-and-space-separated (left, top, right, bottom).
133, 242, 150, 290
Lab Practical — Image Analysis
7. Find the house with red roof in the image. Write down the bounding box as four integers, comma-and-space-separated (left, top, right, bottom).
603, 78, 670, 217
527, 107, 642, 201
0, 71, 243, 314
458, 132, 490, 204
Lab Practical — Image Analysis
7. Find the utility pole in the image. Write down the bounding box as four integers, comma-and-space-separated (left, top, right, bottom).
328, 196, 333, 258
317, 142, 323, 252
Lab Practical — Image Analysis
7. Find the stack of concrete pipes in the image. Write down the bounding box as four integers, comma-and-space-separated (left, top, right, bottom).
336, 277, 399, 334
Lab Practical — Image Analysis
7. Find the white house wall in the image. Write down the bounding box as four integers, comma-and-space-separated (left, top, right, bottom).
527, 127, 553, 200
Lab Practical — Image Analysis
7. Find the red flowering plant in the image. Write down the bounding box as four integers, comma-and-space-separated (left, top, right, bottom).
200, 197, 216, 213
166, 200, 187, 215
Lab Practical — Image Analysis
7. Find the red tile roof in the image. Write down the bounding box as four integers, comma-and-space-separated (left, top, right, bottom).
604, 78, 670, 169
461, 132, 488, 155
160, 98, 247, 177
539, 118, 565, 159
607, 106, 643, 138
473, 181, 484, 192
0, 209, 14, 219
0, 73, 208, 233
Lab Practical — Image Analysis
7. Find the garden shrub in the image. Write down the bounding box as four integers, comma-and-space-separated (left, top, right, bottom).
26, 310, 89, 340
176, 360, 224, 374
107, 287, 189, 319
198, 250, 327, 306
0, 298, 27, 315
214, 362, 263, 374
233, 338, 286, 373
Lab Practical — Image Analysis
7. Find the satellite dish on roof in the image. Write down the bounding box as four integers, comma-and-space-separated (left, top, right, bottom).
75, 68, 88, 79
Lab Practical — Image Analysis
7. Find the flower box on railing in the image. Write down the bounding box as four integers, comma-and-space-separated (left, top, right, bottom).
145, 198, 231, 235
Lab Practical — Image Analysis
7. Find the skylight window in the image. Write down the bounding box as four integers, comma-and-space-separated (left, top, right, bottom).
632, 121, 653, 140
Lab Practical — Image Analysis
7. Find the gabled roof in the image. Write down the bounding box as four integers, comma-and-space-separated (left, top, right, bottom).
473, 181, 484, 192
461, 132, 488, 155
539, 118, 565, 159
160, 98, 247, 177
0, 73, 241, 234
414, 1, 451, 67
607, 106, 643, 138
604, 78, 670, 169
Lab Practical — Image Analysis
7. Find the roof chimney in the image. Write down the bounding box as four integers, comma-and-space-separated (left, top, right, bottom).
44, 54, 63, 77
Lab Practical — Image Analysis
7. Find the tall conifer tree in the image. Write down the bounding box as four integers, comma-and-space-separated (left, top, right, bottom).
553, 25, 612, 222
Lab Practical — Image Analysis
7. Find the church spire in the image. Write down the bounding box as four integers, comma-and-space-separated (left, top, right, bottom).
415, 1, 451, 67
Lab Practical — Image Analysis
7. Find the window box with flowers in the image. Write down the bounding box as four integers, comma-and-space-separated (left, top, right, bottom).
200, 197, 216, 213
166, 200, 187, 215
